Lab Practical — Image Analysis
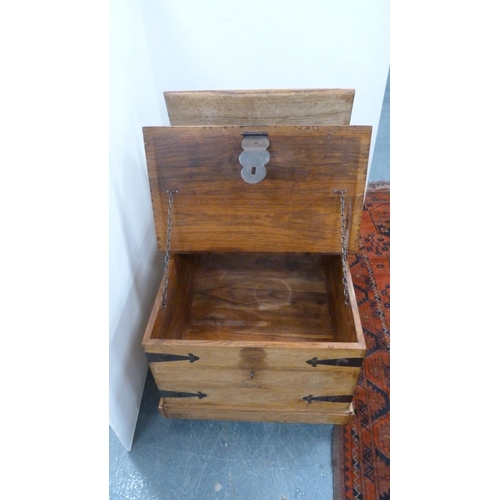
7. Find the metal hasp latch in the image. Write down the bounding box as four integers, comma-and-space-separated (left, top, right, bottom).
239, 131, 270, 184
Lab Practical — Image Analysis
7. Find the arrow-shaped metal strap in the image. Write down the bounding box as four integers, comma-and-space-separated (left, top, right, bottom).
302, 394, 353, 404
146, 352, 200, 363
306, 357, 363, 367
159, 390, 207, 399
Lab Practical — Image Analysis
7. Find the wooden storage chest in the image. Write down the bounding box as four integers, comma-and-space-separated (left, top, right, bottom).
142, 124, 371, 424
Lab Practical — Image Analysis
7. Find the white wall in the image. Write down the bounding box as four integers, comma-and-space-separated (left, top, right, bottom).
141, 0, 390, 176
109, 0, 165, 450
109, 0, 389, 449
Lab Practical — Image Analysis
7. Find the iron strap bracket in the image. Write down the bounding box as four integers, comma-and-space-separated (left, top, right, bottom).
303, 394, 353, 404
159, 390, 207, 399
146, 353, 200, 363
306, 357, 363, 367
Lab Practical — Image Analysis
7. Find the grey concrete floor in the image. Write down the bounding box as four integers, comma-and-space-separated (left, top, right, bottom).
109, 71, 390, 500
110, 370, 334, 500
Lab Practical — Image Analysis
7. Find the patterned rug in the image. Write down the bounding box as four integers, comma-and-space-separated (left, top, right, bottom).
333, 184, 390, 500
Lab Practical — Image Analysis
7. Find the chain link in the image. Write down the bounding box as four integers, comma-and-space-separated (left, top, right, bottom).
334, 190, 350, 305
161, 189, 178, 308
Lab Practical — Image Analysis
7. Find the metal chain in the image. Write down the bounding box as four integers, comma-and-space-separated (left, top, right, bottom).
161, 189, 178, 308
334, 190, 350, 305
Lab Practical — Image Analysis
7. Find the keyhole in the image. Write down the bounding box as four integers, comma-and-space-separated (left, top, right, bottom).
251, 167, 256, 175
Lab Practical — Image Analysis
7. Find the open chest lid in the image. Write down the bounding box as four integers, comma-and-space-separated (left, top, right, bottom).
143, 125, 371, 254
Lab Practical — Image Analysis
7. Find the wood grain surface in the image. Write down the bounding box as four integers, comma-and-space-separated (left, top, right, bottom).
143, 125, 371, 253
164, 89, 355, 126
185, 253, 333, 343
151, 364, 359, 403
144, 254, 364, 344
160, 401, 355, 424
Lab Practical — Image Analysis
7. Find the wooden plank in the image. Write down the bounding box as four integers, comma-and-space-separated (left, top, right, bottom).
150, 365, 360, 405
185, 253, 334, 342
160, 401, 355, 424
181, 327, 332, 344
323, 255, 358, 343
143, 125, 371, 253
144, 341, 364, 371
149, 254, 201, 340
347, 262, 366, 347
164, 89, 355, 126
